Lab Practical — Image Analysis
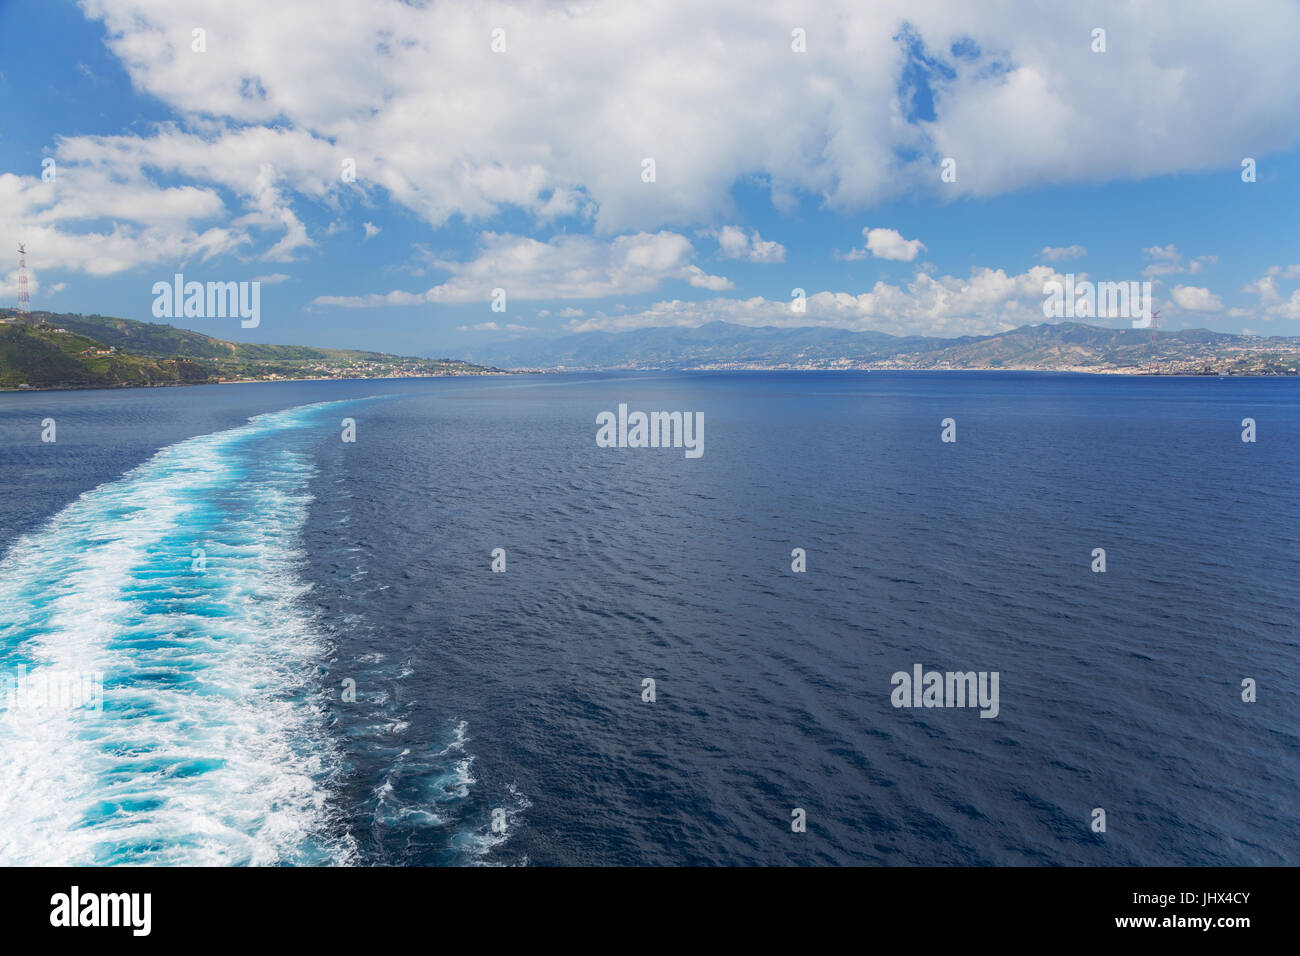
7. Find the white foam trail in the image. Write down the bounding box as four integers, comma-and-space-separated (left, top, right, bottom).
0, 403, 359, 865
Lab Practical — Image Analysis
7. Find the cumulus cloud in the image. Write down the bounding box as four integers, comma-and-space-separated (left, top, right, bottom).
1040, 245, 1086, 261
1170, 285, 1224, 311
0, 123, 341, 278
682, 265, 734, 290
313, 231, 730, 307
8, 0, 1300, 338
565, 264, 1074, 337
1142, 244, 1182, 277
0, 168, 243, 278
0, 267, 39, 300
1268, 293, 1300, 319
715, 226, 786, 263
1242, 266, 1300, 319
362, 222, 381, 240
1141, 245, 1217, 279
843, 227, 926, 262
458, 321, 533, 331
53, 0, 1300, 241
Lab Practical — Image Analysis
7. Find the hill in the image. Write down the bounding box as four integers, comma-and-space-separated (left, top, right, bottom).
460, 320, 1300, 375
0, 311, 501, 390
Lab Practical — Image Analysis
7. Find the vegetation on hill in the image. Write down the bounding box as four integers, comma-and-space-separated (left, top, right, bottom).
0, 311, 501, 390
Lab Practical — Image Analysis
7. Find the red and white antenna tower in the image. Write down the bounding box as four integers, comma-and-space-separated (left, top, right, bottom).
16, 243, 31, 316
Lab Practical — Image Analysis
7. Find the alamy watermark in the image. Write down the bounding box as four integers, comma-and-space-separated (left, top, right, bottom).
0, 666, 104, 715
890, 664, 999, 718
595, 403, 704, 458
50, 886, 150, 936
152, 273, 260, 328
1042, 274, 1152, 326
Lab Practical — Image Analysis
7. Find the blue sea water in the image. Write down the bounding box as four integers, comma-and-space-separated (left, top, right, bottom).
0, 372, 1295, 866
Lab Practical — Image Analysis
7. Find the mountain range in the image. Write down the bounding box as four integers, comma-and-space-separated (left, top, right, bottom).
458, 320, 1300, 375
4, 310, 1299, 389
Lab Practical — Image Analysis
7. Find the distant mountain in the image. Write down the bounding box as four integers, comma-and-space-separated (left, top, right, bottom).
459, 320, 1300, 375
460, 322, 933, 369
0, 310, 500, 390
8, 311, 1295, 387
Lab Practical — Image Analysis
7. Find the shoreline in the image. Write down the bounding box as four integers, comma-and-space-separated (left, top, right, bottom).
0, 370, 520, 394
3, 366, 1295, 393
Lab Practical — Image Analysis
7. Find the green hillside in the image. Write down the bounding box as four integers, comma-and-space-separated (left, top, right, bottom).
0, 311, 500, 389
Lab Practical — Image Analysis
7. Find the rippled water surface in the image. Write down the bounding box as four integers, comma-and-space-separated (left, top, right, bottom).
0, 372, 1295, 865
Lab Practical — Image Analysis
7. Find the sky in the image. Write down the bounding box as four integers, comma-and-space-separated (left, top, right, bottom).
1, 0, 1298, 357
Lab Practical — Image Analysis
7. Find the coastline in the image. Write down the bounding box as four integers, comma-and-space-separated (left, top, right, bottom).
0, 369, 520, 394
5, 365, 1294, 393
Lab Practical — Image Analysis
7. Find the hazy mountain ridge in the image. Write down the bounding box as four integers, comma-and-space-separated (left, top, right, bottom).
461, 320, 1300, 374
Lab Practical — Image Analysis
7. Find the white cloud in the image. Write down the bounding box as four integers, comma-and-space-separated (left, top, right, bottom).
715, 225, 786, 263
1040, 245, 1086, 261
683, 265, 734, 291
1142, 244, 1182, 277
0, 269, 36, 300
0, 168, 244, 278
362, 222, 381, 240
1242, 275, 1278, 301
1273, 292, 1300, 319
716, 226, 749, 259
1241, 265, 1300, 319
0, 123, 340, 278
1142, 245, 1218, 280
252, 273, 290, 284
847, 227, 926, 262
9, 0, 1299, 339
1144, 244, 1180, 260
456, 321, 534, 332
1261, 289, 1300, 320
1170, 285, 1224, 311
313, 231, 730, 307
566, 264, 1074, 337
61, 0, 1300, 240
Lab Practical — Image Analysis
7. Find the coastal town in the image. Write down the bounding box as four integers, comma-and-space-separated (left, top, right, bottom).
0, 309, 504, 390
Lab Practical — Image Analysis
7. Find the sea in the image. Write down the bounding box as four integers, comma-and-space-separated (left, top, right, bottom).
0, 371, 1295, 866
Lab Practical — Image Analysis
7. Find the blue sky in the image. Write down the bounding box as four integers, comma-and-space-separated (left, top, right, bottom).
2, 0, 1299, 357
